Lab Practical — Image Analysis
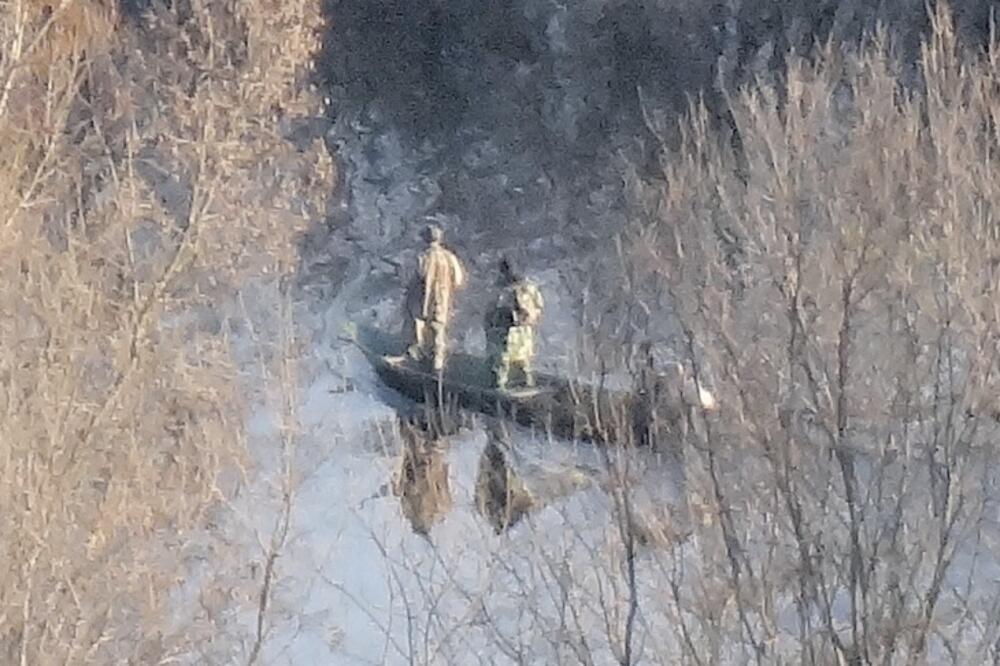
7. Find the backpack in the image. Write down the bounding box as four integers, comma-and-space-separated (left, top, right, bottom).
513, 280, 543, 327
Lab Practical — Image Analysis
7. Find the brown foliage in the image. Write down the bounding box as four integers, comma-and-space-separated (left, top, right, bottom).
611, 6, 1000, 663
0, 0, 332, 662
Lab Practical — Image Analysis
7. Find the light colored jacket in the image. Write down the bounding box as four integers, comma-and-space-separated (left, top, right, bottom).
406, 242, 465, 323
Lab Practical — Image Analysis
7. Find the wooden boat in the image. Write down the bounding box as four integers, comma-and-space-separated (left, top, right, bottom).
344, 323, 663, 446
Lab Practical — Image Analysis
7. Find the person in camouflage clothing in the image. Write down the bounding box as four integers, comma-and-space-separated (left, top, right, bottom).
485, 257, 544, 391
403, 224, 466, 371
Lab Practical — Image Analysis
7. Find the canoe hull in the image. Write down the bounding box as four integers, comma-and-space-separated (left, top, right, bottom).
354, 325, 650, 446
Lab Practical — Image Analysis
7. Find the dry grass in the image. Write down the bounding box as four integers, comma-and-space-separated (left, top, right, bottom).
0, 0, 332, 662
607, 5, 1000, 663
5, 0, 1000, 664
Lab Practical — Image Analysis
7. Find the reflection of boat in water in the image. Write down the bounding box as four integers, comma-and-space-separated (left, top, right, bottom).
347, 324, 715, 447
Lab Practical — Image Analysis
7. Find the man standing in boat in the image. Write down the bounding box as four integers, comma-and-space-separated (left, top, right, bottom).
404, 224, 466, 371
485, 257, 544, 391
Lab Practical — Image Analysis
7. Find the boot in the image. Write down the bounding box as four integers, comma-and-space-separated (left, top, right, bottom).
494, 364, 509, 392
520, 360, 536, 388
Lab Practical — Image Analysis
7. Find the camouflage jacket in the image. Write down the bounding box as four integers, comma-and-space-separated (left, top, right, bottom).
487, 278, 543, 333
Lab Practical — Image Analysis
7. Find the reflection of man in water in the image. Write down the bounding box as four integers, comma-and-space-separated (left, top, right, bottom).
474, 428, 534, 534
392, 417, 452, 537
